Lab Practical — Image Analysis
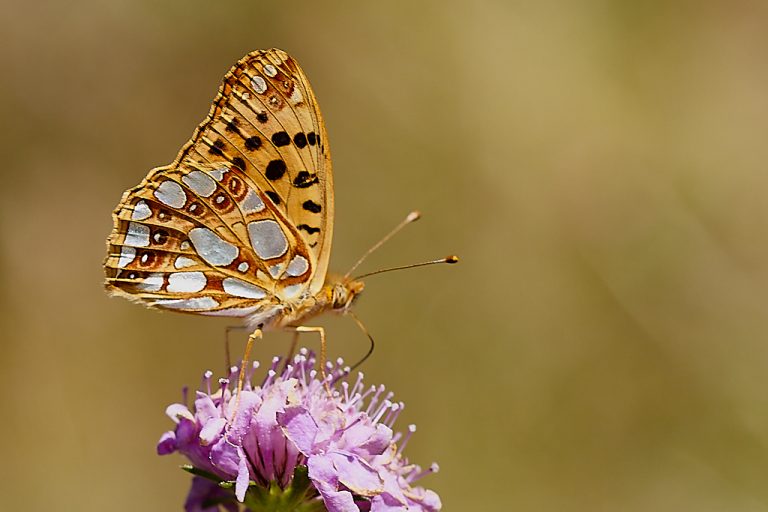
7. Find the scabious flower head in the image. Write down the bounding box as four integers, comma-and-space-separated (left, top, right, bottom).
159, 349, 442, 512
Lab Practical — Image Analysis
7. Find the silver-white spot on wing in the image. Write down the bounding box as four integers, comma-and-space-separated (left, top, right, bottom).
117, 246, 136, 268
174, 256, 197, 269
167, 272, 207, 293
242, 189, 265, 213
263, 64, 277, 77
189, 227, 239, 266
182, 170, 217, 197
222, 277, 267, 299
247, 220, 288, 260
290, 87, 303, 104
137, 273, 164, 292
209, 167, 228, 181
280, 284, 303, 300
131, 200, 152, 221
237, 262, 249, 272
124, 222, 150, 247
269, 263, 284, 279
251, 75, 267, 94
154, 181, 186, 208
155, 297, 219, 310
286, 255, 309, 277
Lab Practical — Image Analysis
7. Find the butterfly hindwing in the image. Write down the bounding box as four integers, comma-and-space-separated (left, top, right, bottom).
105, 161, 314, 317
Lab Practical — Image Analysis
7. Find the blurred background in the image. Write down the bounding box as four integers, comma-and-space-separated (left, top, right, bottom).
3, 0, 768, 510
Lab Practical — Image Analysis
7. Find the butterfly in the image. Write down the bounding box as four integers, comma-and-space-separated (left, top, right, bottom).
104, 49, 456, 363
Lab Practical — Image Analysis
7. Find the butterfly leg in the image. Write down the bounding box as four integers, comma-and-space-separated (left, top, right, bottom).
286, 326, 331, 394
233, 326, 263, 415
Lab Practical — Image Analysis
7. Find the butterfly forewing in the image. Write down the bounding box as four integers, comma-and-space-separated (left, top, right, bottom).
105, 49, 333, 317
175, 49, 333, 290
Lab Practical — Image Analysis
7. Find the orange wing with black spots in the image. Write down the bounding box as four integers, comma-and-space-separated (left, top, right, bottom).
104, 49, 333, 318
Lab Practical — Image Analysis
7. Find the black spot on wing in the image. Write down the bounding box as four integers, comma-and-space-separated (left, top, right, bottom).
271, 131, 290, 147
245, 136, 262, 151
225, 119, 240, 134
265, 190, 281, 205
293, 171, 319, 188
209, 139, 225, 156
297, 224, 320, 235
265, 160, 287, 180
293, 132, 307, 149
302, 200, 321, 213
231, 157, 246, 170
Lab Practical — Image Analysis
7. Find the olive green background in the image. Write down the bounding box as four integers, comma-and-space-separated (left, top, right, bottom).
3, 1, 768, 510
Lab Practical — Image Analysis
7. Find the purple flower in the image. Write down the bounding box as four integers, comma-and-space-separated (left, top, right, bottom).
159, 349, 442, 512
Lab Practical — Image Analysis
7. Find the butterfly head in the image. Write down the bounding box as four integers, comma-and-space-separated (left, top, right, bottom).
328, 276, 365, 313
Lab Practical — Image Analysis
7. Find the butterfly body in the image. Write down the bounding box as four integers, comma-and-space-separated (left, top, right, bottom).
243, 276, 364, 331
105, 49, 352, 331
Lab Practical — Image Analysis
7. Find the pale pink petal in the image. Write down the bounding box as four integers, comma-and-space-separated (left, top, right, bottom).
166, 403, 194, 423
235, 449, 250, 502
199, 417, 226, 445
328, 451, 384, 495
314, 481, 359, 512
278, 406, 319, 455
157, 431, 177, 455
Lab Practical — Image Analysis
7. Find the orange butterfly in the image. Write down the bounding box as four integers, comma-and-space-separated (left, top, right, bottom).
104, 49, 456, 375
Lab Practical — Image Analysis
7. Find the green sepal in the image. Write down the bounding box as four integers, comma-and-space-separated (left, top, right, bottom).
181, 464, 222, 483
180, 463, 325, 511
241, 465, 325, 512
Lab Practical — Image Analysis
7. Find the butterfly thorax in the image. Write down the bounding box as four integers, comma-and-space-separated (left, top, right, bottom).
264, 275, 364, 330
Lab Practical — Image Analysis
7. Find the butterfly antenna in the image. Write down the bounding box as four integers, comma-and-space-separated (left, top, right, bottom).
346, 311, 375, 372
344, 211, 422, 278
353, 255, 459, 281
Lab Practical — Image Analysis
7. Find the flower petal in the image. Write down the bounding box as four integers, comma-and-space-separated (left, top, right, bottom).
329, 451, 383, 496
199, 417, 226, 446
194, 393, 220, 424
418, 489, 442, 511
184, 476, 235, 512
307, 454, 339, 488
209, 436, 240, 476
314, 480, 359, 512
343, 421, 393, 457
379, 471, 407, 507
235, 449, 250, 502
278, 406, 319, 455
166, 403, 195, 423
157, 430, 177, 455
